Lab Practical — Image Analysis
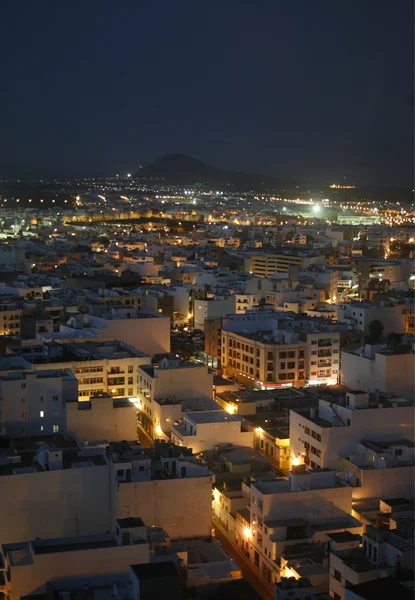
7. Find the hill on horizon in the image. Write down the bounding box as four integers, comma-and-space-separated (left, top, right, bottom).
136, 153, 283, 190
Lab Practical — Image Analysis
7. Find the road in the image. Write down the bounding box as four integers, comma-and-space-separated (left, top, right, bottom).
213, 519, 274, 600
137, 423, 153, 447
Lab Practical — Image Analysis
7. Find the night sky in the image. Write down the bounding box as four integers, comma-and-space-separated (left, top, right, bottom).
1, 0, 414, 186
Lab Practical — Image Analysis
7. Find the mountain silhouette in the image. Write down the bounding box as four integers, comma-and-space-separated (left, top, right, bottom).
137, 153, 283, 190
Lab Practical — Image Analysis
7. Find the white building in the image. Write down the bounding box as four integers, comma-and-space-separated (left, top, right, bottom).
328, 525, 414, 600
194, 296, 236, 331
60, 309, 170, 356
136, 357, 214, 438
337, 300, 414, 334
341, 344, 414, 400
0, 437, 110, 545
109, 440, 214, 539
290, 391, 414, 471
66, 394, 137, 443
0, 437, 215, 546
234, 467, 362, 586
171, 411, 254, 453
0, 369, 77, 437
21, 339, 152, 401
1, 518, 152, 600
337, 438, 414, 501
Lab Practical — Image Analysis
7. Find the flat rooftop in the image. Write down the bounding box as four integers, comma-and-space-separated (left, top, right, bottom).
186, 410, 244, 424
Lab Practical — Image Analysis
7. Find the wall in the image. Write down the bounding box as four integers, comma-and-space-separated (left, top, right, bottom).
191, 420, 253, 453
105, 317, 170, 357
10, 542, 150, 599
341, 351, 414, 400
0, 465, 110, 545
66, 397, 137, 442
194, 297, 236, 331
115, 476, 213, 539
353, 465, 415, 500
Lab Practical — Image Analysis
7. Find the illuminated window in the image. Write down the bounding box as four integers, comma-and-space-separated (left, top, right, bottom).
40, 411, 44, 418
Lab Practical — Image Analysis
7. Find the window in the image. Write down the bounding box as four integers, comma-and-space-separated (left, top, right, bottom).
21, 412, 27, 418
117, 469, 124, 476
40, 426, 44, 431
287, 351, 295, 358
40, 396, 44, 402
40, 411, 44, 418
267, 352, 273, 360
21, 383, 26, 389
128, 377, 133, 385
21, 397, 26, 403
279, 351, 287, 359
395, 449, 403, 456
53, 395, 58, 401
311, 340, 317, 345
128, 388, 133, 396
52, 425, 59, 433
22, 427, 27, 436
128, 365, 133, 373
304, 427, 310, 435
287, 362, 295, 369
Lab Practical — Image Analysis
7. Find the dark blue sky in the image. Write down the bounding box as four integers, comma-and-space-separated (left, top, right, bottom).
1, 0, 413, 186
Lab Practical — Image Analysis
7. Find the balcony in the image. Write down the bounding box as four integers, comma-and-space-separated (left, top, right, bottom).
318, 350, 332, 358
318, 359, 332, 367
318, 339, 332, 347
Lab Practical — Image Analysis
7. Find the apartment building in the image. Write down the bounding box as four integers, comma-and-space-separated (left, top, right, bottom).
0, 436, 215, 546
136, 357, 214, 438
171, 410, 253, 453
60, 308, 171, 356
66, 393, 137, 443
341, 344, 414, 400
0, 369, 77, 438
0, 436, 110, 545
337, 437, 414, 501
14, 339, 151, 400
0, 302, 22, 336
221, 328, 307, 389
247, 252, 325, 277
231, 467, 362, 586
328, 525, 414, 600
338, 300, 414, 334
109, 440, 214, 539
290, 391, 414, 470
194, 296, 236, 331
301, 330, 340, 386
1, 519, 152, 600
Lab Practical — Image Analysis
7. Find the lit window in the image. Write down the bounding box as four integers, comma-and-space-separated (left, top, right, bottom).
53, 425, 59, 433
40, 411, 44, 418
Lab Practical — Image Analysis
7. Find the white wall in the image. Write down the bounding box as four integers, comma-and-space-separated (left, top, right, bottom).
115, 476, 213, 539
66, 397, 137, 442
8, 542, 150, 599
0, 465, 110, 544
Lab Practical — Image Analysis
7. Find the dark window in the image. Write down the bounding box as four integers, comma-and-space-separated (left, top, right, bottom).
117, 469, 124, 477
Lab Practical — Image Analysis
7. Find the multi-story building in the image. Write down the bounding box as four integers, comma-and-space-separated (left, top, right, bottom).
338, 300, 414, 335
194, 296, 236, 331
0, 437, 214, 545
229, 467, 362, 586
109, 440, 214, 539
0, 369, 77, 437
301, 330, 340, 386
221, 329, 307, 389
66, 393, 137, 443
290, 391, 414, 470
171, 410, 253, 453
13, 339, 151, 400
328, 525, 414, 600
0, 301, 22, 336
246, 251, 325, 277
341, 344, 414, 400
1, 518, 152, 600
60, 308, 171, 357
135, 357, 214, 438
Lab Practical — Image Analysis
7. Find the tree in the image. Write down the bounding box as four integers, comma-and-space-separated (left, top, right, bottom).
366, 319, 384, 343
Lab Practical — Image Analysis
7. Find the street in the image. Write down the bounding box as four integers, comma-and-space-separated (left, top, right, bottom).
213, 519, 274, 600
